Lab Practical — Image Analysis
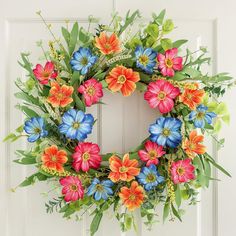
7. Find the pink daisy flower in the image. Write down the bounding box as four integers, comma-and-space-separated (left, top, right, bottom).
170, 158, 195, 184
144, 79, 180, 114
72, 142, 102, 172
33, 61, 57, 85
59, 176, 84, 202
138, 140, 165, 166
78, 78, 103, 107
157, 48, 183, 77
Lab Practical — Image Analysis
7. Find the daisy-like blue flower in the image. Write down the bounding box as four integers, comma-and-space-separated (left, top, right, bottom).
136, 164, 164, 191
135, 46, 157, 74
87, 178, 114, 201
149, 117, 182, 148
59, 109, 94, 141
70, 47, 97, 75
189, 104, 217, 128
24, 117, 48, 142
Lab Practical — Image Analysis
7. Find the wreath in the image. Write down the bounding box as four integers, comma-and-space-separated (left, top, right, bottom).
5, 9, 233, 235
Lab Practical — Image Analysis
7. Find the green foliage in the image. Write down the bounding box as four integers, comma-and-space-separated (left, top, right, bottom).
162, 19, 174, 34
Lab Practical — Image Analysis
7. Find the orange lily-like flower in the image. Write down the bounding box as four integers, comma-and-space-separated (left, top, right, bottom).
95, 32, 121, 55
119, 181, 145, 211
182, 130, 206, 158
47, 81, 74, 107
108, 154, 140, 182
106, 65, 140, 96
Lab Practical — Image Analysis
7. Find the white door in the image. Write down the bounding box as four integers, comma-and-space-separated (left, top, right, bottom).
1, 0, 236, 236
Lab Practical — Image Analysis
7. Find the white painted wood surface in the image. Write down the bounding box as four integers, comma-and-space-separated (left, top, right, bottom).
1, 0, 236, 235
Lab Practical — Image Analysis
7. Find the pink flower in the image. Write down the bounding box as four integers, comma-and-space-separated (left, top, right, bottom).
78, 78, 103, 107
170, 158, 195, 184
33, 61, 57, 85
157, 48, 183, 77
72, 142, 102, 172
59, 176, 84, 202
138, 140, 165, 166
144, 79, 180, 114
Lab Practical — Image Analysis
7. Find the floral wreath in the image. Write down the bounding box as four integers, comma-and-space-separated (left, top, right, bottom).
5, 10, 233, 235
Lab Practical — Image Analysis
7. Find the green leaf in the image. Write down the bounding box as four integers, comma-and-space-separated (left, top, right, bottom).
15, 104, 39, 117
124, 214, 132, 231
101, 153, 113, 161
70, 71, 80, 86
161, 38, 172, 50
172, 39, 188, 48
171, 203, 182, 222
90, 212, 103, 236
15, 92, 40, 106
14, 156, 36, 165
163, 200, 170, 222
175, 184, 182, 207
145, 24, 159, 38
153, 9, 166, 25
136, 82, 147, 92
19, 173, 48, 187
61, 27, 70, 47
216, 103, 228, 115
72, 94, 85, 112
214, 120, 222, 133
222, 114, 230, 124
3, 133, 16, 142
69, 22, 79, 55
183, 67, 201, 77
162, 19, 174, 34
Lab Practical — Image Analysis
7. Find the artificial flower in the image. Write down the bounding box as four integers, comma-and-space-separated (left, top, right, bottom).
179, 86, 205, 110
108, 154, 140, 182
157, 48, 183, 77
24, 117, 48, 142
138, 140, 165, 166
95, 32, 121, 55
47, 81, 74, 107
135, 46, 157, 74
70, 47, 97, 75
87, 178, 114, 201
72, 142, 102, 172
189, 104, 217, 128
105, 65, 140, 96
149, 117, 182, 148
170, 158, 195, 184
78, 78, 103, 107
144, 79, 180, 113
60, 176, 84, 202
33, 61, 57, 85
59, 109, 94, 141
41, 145, 68, 172
136, 164, 164, 191
182, 130, 206, 158
119, 181, 144, 211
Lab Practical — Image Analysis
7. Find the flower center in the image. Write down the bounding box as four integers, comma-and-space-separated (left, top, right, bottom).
86, 86, 96, 96
197, 112, 205, 119
148, 150, 157, 159
42, 72, 50, 77
51, 155, 57, 162
72, 122, 80, 129
56, 92, 64, 100
186, 93, 192, 99
81, 57, 88, 66
119, 166, 128, 173
117, 75, 127, 84
82, 152, 90, 161
129, 194, 136, 201
162, 128, 171, 137
104, 43, 111, 49
165, 58, 173, 68
189, 143, 196, 150
34, 128, 41, 134
146, 173, 156, 183
70, 184, 78, 191
95, 184, 104, 192
177, 167, 185, 176
139, 55, 149, 66
157, 91, 166, 100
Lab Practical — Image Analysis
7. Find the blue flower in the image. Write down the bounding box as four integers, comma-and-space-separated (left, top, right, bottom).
189, 104, 217, 128
70, 47, 97, 75
59, 109, 94, 141
24, 117, 48, 142
135, 46, 157, 74
149, 117, 182, 148
87, 178, 114, 201
136, 164, 164, 191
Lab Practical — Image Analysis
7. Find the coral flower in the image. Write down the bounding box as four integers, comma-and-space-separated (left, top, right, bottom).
157, 48, 183, 77
41, 145, 68, 172
179, 87, 205, 110
108, 154, 140, 182
78, 78, 103, 107
182, 130, 206, 158
106, 65, 140, 96
60, 176, 84, 202
47, 81, 74, 107
119, 181, 144, 211
138, 140, 165, 166
170, 159, 195, 184
72, 142, 102, 172
95, 32, 121, 55
33, 61, 57, 85
144, 79, 180, 113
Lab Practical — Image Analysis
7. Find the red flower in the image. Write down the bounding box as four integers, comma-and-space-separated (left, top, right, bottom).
72, 142, 102, 172
33, 61, 57, 85
78, 78, 103, 107
60, 176, 84, 202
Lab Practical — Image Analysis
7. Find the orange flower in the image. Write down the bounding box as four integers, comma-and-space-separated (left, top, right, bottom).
182, 130, 206, 158
47, 81, 74, 107
95, 32, 121, 55
108, 154, 140, 182
179, 87, 205, 110
119, 181, 145, 211
106, 66, 140, 96
41, 145, 68, 172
